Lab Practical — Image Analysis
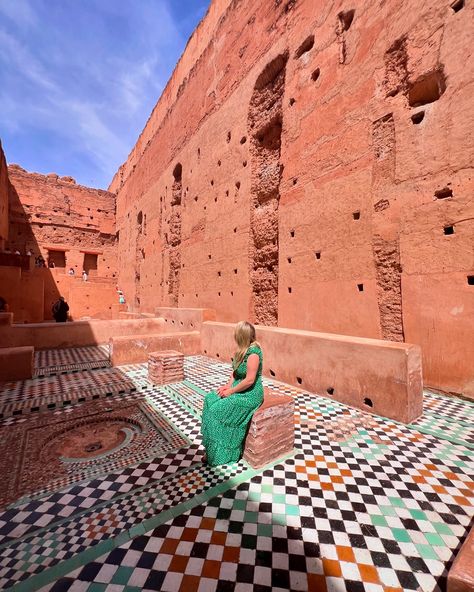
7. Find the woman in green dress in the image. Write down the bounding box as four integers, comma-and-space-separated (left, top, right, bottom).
201, 321, 264, 466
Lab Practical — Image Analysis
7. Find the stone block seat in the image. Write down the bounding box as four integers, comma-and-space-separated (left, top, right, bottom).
243, 388, 295, 469
148, 350, 184, 385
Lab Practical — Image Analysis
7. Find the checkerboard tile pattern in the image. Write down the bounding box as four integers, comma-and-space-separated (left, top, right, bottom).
0, 354, 472, 592
34, 346, 111, 376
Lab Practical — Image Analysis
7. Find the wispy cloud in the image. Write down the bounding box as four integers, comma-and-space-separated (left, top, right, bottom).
0, 0, 210, 188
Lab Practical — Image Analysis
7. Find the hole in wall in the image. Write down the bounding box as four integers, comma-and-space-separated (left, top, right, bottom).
434, 187, 453, 199
408, 68, 446, 107
290, 230, 295, 237
451, 0, 464, 11
293, 178, 298, 185
444, 225, 454, 235
357, 283, 364, 292
204, 349, 207, 354
211, 180, 214, 186
338, 9, 355, 31
467, 275, 474, 285
295, 35, 314, 59
327, 387, 334, 395
289, 97, 296, 106
288, 287, 292, 293
364, 397, 373, 408
218, 271, 221, 276
234, 269, 238, 274
234, 227, 237, 233
315, 251, 321, 259
231, 291, 233, 296
173, 163, 182, 182
269, 369, 276, 377
216, 353, 220, 357
411, 111, 425, 124
311, 68, 321, 82
198, 148, 201, 157
240, 136, 247, 144
218, 292, 221, 296
227, 131, 231, 143
287, 257, 292, 263
137, 211, 143, 225
296, 376, 302, 385
353, 211, 360, 220
243, 160, 247, 167
218, 160, 221, 166
235, 181, 241, 190
208, 254, 212, 259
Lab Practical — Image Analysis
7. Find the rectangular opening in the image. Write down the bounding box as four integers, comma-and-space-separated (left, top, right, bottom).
315, 251, 321, 260
47, 250, 66, 268
451, 0, 464, 11
357, 283, 364, 292
467, 275, 474, 285
83, 253, 98, 273
353, 211, 360, 220
434, 187, 453, 199
444, 225, 454, 235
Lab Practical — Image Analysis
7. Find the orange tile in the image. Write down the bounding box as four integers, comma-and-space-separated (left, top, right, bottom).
432, 485, 447, 495
340, 469, 353, 477
453, 495, 471, 507
295, 465, 306, 473
384, 588, 404, 592
460, 488, 473, 498
321, 482, 334, 491
359, 563, 380, 583
426, 464, 437, 470
201, 559, 221, 579
322, 558, 342, 577
413, 475, 426, 484
181, 528, 199, 541
308, 473, 320, 482
315, 456, 326, 463
306, 459, 317, 467
222, 545, 240, 563
169, 555, 189, 573
200, 517, 216, 530
160, 538, 180, 555
331, 476, 344, 484
210, 531, 227, 546
327, 462, 338, 469
336, 546, 355, 563
307, 574, 328, 591
179, 575, 200, 592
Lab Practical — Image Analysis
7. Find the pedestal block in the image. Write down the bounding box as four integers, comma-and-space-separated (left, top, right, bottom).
148, 350, 184, 385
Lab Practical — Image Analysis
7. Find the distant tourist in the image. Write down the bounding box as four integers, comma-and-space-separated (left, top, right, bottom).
26, 249, 32, 256
118, 292, 126, 304
48, 260, 56, 268
14, 250, 20, 255
82, 270, 88, 281
200, 321, 264, 466
0, 296, 8, 312
52, 297, 69, 322
68, 267, 75, 276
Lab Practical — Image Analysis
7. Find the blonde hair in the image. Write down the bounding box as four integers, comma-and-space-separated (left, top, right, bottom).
232, 321, 260, 369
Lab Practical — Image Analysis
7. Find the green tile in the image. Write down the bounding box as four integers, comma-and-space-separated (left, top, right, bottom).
87, 584, 107, 592
371, 514, 388, 527
257, 523, 273, 537
409, 509, 428, 521
271, 513, 287, 526
234, 499, 247, 511
273, 494, 287, 504
424, 532, 445, 546
244, 511, 259, 523
380, 505, 397, 517
261, 484, 273, 494
391, 528, 411, 543
388, 497, 405, 508
285, 504, 299, 516
415, 543, 440, 560
433, 522, 453, 536
112, 566, 135, 585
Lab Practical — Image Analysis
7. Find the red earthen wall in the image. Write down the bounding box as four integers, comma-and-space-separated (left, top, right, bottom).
0, 142, 9, 250
112, 0, 474, 396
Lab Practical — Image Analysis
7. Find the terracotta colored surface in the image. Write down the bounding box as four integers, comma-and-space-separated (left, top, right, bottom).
0, 317, 166, 350
155, 307, 217, 332
448, 525, 474, 592
148, 350, 184, 385
109, 0, 473, 397
243, 388, 295, 469
110, 331, 200, 365
201, 321, 423, 424
0, 346, 33, 382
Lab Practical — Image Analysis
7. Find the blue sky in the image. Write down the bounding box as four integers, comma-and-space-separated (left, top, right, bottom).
0, 0, 210, 188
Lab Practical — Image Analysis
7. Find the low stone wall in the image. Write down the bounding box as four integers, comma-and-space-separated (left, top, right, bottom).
0, 316, 166, 350
155, 307, 216, 333
110, 331, 201, 365
201, 322, 423, 424
0, 346, 34, 381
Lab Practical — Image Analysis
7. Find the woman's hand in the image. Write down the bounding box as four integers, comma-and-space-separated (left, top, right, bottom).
219, 386, 233, 398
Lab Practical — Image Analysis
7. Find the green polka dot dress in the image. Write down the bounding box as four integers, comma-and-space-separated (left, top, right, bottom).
201, 345, 264, 466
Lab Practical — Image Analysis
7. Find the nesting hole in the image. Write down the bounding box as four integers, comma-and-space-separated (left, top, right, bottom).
451, 0, 464, 11
408, 68, 446, 107
243, 160, 247, 167
326, 387, 334, 395
411, 111, 425, 124
240, 136, 247, 144
235, 181, 241, 190
364, 397, 373, 408
287, 257, 292, 263
315, 251, 321, 260
288, 287, 292, 293
338, 9, 355, 31
467, 275, 474, 285
234, 269, 238, 274
293, 178, 298, 185
227, 131, 231, 143
311, 68, 321, 82
444, 225, 454, 235
296, 377, 302, 385
289, 97, 296, 106
435, 187, 453, 199
295, 35, 314, 59
353, 211, 360, 220
269, 369, 276, 377
290, 230, 295, 237
357, 283, 364, 292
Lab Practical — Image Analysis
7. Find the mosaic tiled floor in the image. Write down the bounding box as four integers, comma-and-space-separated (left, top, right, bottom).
0, 353, 472, 591
34, 346, 111, 376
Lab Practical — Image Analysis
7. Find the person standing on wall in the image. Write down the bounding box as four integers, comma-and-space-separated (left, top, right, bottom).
52, 296, 69, 322
82, 270, 88, 281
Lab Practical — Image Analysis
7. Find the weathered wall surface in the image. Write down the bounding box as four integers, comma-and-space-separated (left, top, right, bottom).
0, 141, 9, 250
2, 164, 118, 321
113, 0, 473, 395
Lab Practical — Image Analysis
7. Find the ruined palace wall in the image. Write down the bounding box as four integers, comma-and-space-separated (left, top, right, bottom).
6, 165, 118, 321
0, 142, 9, 249
113, 0, 474, 395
